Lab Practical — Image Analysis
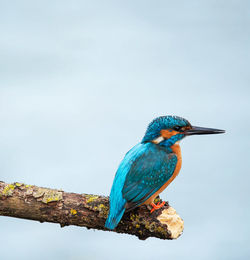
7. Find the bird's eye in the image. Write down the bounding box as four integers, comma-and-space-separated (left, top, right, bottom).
173, 126, 182, 131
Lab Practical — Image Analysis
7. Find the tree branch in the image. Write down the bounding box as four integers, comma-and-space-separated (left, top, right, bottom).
0, 181, 184, 240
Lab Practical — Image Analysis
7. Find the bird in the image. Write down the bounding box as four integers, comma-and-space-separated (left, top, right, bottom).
105, 115, 225, 230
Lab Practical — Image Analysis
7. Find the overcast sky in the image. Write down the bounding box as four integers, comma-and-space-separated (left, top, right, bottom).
0, 1, 249, 259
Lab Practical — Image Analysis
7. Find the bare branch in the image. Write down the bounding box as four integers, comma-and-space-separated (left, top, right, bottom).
0, 181, 184, 240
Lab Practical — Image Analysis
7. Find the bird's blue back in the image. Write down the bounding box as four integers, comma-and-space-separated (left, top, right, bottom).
105, 142, 177, 230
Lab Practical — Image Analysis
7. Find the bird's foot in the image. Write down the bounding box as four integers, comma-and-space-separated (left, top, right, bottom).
150, 201, 165, 213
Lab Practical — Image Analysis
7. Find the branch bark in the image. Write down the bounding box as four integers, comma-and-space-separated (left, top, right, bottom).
0, 181, 184, 240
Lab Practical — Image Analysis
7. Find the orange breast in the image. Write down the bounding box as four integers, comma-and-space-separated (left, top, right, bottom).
144, 143, 182, 205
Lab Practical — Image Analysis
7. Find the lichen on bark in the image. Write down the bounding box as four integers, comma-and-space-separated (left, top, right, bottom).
0, 181, 184, 240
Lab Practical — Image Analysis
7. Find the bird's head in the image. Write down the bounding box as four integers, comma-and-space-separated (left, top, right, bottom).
142, 116, 225, 147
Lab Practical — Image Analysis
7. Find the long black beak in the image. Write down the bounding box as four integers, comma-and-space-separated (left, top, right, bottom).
185, 126, 225, 136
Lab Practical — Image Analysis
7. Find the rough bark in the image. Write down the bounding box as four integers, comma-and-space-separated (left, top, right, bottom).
0, 181, 184, 240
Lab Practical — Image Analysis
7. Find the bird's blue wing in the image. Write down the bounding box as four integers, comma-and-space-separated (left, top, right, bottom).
105, 142, 177, 230
105, 143, 150, 230
122, 144, 177, 211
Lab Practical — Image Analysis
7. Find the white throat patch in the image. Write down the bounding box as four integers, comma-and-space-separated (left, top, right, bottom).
152, 136, 165, 144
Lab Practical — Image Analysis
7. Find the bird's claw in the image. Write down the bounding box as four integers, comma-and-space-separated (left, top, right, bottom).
150, 201, 165, 213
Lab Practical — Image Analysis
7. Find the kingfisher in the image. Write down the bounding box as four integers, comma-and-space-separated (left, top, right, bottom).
105, 116, 225, 230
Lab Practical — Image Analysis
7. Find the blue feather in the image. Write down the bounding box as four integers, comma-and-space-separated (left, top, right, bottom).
142, 116, 190, 142
105, 143, 149, 230
122, 143, 177, 211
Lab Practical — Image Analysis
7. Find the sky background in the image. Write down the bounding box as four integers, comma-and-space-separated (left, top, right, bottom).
0, 0, 249, 259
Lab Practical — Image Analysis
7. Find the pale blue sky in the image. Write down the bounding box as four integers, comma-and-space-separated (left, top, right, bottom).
0, 1, 249, 259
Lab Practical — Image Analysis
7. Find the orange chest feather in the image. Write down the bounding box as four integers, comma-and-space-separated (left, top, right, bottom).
170, 143, 182, 179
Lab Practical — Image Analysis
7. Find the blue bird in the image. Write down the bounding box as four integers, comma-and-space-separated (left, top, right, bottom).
105, 116, 225, 230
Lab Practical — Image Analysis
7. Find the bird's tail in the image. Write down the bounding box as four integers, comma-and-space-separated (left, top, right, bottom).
105, 207, 125, 230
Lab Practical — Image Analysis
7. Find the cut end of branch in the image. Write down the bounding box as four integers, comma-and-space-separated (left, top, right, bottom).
157, 207, 184, 239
